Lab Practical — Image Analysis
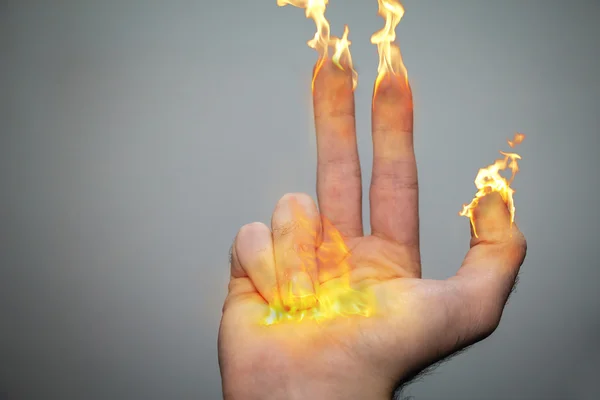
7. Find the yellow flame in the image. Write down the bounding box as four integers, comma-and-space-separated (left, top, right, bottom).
277, 0, 358, 90
263, 202, 376, 325
460, 133, 526, 237
371, 0, 408, 90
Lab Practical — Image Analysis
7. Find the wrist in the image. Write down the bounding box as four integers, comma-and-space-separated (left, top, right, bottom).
223, 386, 390, 400
221, 364, 392, 400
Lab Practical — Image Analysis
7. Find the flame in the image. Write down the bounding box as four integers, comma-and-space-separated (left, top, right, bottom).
460, 133, 526, 237
508, 132, 525, 148
371, 0, 408, 91
263, 202, 375, 325
277, 0, 358, 90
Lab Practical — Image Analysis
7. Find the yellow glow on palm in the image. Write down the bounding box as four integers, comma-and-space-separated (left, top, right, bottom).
262, 202, 377, 325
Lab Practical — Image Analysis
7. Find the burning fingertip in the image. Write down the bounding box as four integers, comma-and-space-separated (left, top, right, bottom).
313, 56, 355, 91
475, 191, 507, 214
460, 135, 525, 238
373, 71, 411, 100
471, 192, 512, 237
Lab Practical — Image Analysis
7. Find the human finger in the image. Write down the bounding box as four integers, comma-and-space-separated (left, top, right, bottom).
271, 193, 321, 311
370, 72, 419, 274
451, 192, 527, 338
229, 222, 279, 305
313, 57, 363, 238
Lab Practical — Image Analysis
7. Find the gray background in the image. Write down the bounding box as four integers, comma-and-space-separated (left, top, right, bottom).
2, 0, 599, 399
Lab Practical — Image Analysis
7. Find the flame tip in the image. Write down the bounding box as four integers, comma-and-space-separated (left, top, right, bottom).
460, 134, 526, 228
371, 0, 407, 87
279, 0, 358, 89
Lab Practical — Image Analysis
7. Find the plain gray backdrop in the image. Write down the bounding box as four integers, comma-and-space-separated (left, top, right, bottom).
2, 1, 599, 399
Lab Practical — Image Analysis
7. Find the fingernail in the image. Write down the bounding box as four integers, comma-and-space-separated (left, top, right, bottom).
287, 271, 317, 310
291, 271, 315, 297
474, 192, 508, 219
473, 192, 511, 236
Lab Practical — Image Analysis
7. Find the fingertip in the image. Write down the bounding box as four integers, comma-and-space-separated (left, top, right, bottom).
231, 222, 270, 279
235, 222, 271, 257
232, 222, 279, 304
373, 72, 411, 98
272, 193, 319, 230
312, 57, 354, 108
471, 192, 512, 240
460, 193, 526, 268
313, 57, 352, 83
277, 192, 316, 209
271, 193, 320, 311
372, 72, 412, 117
473, 191, 508, 216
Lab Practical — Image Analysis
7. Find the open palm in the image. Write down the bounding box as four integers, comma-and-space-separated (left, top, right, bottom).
218, 61, 527, 400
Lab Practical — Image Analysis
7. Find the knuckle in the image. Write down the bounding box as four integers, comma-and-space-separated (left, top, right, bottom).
470, 301, 503, 339
272, 193, 317, 227
463, 283, 505, 340
291, 192, 314, 206
314, 107, 354, 120
279, 192, 313, 205
453, 279, 503, 342
317, 153, 360, 168
237, 222, 269, 240
514, 232, 528, 258
272, 220, 299, 238
277, 192, 306, 206
292, 242, 315, 255
499, 230, 528, 271
371, 160, 418, 192
372, 174, 418, 192
372, 124, 413, 137
277, 192, 297, 205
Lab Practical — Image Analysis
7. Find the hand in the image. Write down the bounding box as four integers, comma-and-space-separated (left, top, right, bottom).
218, 59, 527, 400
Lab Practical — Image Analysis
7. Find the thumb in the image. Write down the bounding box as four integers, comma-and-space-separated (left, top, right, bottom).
460, 191, 527, 280
470, 191, 513, 243
449, 192, 527, 340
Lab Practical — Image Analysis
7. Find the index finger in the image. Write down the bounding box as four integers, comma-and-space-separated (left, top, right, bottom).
313, 58, 363, 238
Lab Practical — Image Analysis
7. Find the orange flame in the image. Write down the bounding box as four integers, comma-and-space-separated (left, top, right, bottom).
460, 133, 526, 237
263, 201, 375, 325
508, 132, 525, 148
277, 0, 358, 90
371, 0, 408, 91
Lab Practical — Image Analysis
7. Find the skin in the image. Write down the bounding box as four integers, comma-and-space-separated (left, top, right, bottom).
218, 58, 527, 400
